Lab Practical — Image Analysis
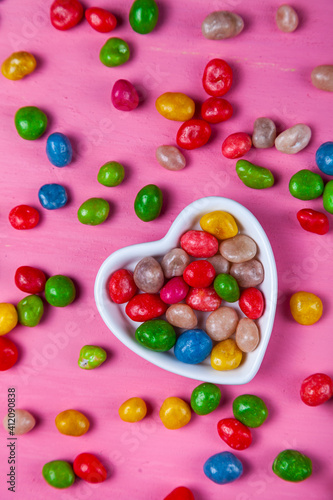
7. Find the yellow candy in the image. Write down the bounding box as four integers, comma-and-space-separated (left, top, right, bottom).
200, 211, 238, 240
211, 339, 243, 370
155, 92, 195, 121
2, 52, 36, 81
159, 397, 191, 429
290, 291, 323, 325
0, 303, 18, 335
118, 397, 147, 422
55, 409, 90, 436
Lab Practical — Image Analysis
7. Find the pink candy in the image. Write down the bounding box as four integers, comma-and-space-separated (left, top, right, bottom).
111, 79, 139, 111
160, 277, 189, 304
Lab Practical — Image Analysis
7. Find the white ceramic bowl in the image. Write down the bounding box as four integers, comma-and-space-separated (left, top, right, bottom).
94, 197, 278, 385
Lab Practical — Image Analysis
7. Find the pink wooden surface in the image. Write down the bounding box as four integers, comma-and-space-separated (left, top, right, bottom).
1, 0, 333, 498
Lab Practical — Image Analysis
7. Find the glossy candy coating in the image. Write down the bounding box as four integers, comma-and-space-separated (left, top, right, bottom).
220, 234, 257, 263
135, 319, 176, 351
300, 373, 333, 406
126, 294, 167, 321
9, 205, 39, 230
73, 453, 107, 483
230, 259, 264, 288
272, 450, 312, 482
85, 7, 117, 33
156, 145, 186, 171
50, 0, 84, 30
134, 184, 163, 222
166, 304, 198, 329
0, 304, 18, 335
119, 397, 147, 422
108, 269, 137, 303
42, 460, 75, 489
323, 180, 333, 213
289, 169, 324, 200
78, 345, 107, 370
311, 65, 333, 92
46, 133, 72, 167
45, 275, 76, 307
176, 119, 211, 150
214, 273, 240, 302
252, 117, 276, 148
290, 291, 323, 325
235, 318, 259, 352
174, 329, 213, 364
15, 106, 47, 140
276, 5, 299, 32
222, 133, 252, 159
183, 261, 215, 288
15, 266, 46, 294
164, 487, 195, 500
134, 257, 164, 293
160, 277, 189, 304
78, 198, 110, 225
203, 59, 233, 97
201, 97, 233, 124
211, 339, 242, 370
112, 79, 139, 111
191, 382, 221, 415
239, 288, 264, 319
297, 209, 329, 235
236, 160, 274, 189
100, 38, 130, 67
55, 409, 90, 436
0, 337, 18, 371
200, 210, 238, 240
98, 161, 125, 187
129, 0, 159, 34
207, 255, 230, 274
159, 397, 191, 429
3, 409, 36, 435
161, 248, 190, 278
180, 230, 218, 257
217, 418, 252, 450
186, 287, 221, 311
316, 141, 333, 175
206, 306, 238, 341
275, 124, 311, 154
38, 184, 68, 210
202, 11, 244, 40
156, 93, 195, 122
233, 394, 268, 427
203, 451, 243, 484
2, 52, 36, 80
17, 295, 43, 327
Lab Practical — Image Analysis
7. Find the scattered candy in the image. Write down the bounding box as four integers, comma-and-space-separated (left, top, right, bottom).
235, 318, 260, 352
160, 277, 189, 304
205, 306, 238, 341
300, 373, 333, 406
214, 273, 240, 302
289, 169, 324, 200
164, 486, 195, 500
211, 339, 243, 370
77, 198, 110, 225
203, 59, 233, 97
203, 451, 243, 484
134, 184, 163, 221
183, 260, 215, 288
180, 230, 218, 257
239, 288, 264, 319
230, 259, 264, 287
166, 304, 198, 329
98, 161, 125, 186
17, 295, 44, 327
201, 97, 233, 124
108, 269, 137, 303
42, 460, 75, 489
135, 319, 176, 351
272, 450, 312, 482
159, 397, 191, 429
0, 303, 18, 335
100, 38, 130, 67
275, 124, 311, 154
126, 294, 167, 321
323, 180, 333, 213
161, 248, 190, 278
222, 132, 252, 159
311, 65, 333, 92
112, 79, 139, 111
46, 132, 73, 167
15, 106, 47, 140
174, 329, 213, 364
297, 209, 329, 235
0, 337, 18, 371
85, 7, 117, 33
156, 93, 195, 121
129, 0, 159, 34
38, 184, 68, 210
190, 382, 221, 415
45, 275, 76, 307
252, 117, 276, 148
186, 287, 221, 311
176, 119, 211, 150
73, 453, 107, 483
156, 145, 186, 171
233, 394, 268, 427
200, 211, 238, 240
2, 52, 36, 80
236, 159, 275, 189
290, 291, 323, 325
316, 141, 333, 175
119, 397, 147, 422
202, 11, 244, 40
276, 5, 299, 32
134, 257, 164, 293
15, 266, 46, 294
220, 234, 257, 263
50, 0, 84, 30
207, 255, 230, 274
78, 345, 107, 370
217, 418, 252, 450
55, 409, 90, 436
3, 409, 36, 435
9, 205, 39, 230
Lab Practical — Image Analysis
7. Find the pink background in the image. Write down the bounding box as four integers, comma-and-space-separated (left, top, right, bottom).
1, 0, 333, 498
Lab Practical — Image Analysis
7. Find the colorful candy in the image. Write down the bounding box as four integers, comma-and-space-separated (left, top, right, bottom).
230, 259, 264, 287
2, 52, 36, 80
203, 451, 243, 484
126, 294, 167, 321
98, 161, 125, 186
15, 106, 47, 140
183, 261, 215, 288
164, 487, 195, 500
42, 460, 75, 489
112, 79, 139, 111
46, 133, 73, 167
272, 450, 312, 482
38, 184, 68, 210
50, 0, 84, 30
15, 266, 46, 294
161, 248, 190, 278
252, 117, 276, 148
77, 198, 110, 225
207, 255, 230, 274
135, 319, 176, 351
275, 124, 311, 154
297, 209, 329, 235
159, 397, 191, 429
239, 288, 264, 319
166, 304, 198, 329
85, 7, 117, 32
118, 397, 147, 422
211, 339, 243, 370
9, 205, 39, 230
134, 257, 164, 293
217, 418, 252, 450
300, 373, 333, 406
100, 38, 130, 67
200, 210, 238, 239
220, 234, 257, 263
129, 0, 159, 34
201, 97, 233, 124
174, 329, 213, 364
134, 184, 163, 221
236, 160, 275, 189
55, 409, 90, 436
108, 269, 137, 303
0, 304, 18, 335
160, 277, 189, 304
214, 274, 240, 302
222, 132, 252, 159
202, 11, 244, 40
311, 65, 333, 92
233, 394, 268, 427
78, 345, 107, 370
3, 409, 36, 435
276, 5, 299, 32
290, 291, 323, 325
316, 141, 333, 175
190, 382, 221, 415
156, 145, 186, 171
0, 337, 18, 371
176, 119, 211, 150
45, 275, 76, 307
186, 287, 221, 311
202, 59, 233, 96
73, 453, 107, 483
17, 295, 44, 327
323, 180, 333, 213
235, 318, 260, 352
156, 93, 195, 122
205, 306, 238, 341
180, 230, 218, 257
289, 169, 324, 200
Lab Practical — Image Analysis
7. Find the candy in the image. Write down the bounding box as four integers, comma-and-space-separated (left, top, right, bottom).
45, 275, 76, 307
176, 119, 211, 150
126, 294, 167, 321
15, 106, 47, 140
38, 184, 68, 210
164, 487, 195, 500
100, 38, 130, 67
233, 394, 268, 427
230, 259, 264, 287
77, 198, 110, 225
73, 453, 107, 483
135, 319, 176, 351
108, 269, 137, 303
300, 373, 333, 406
46, 133, 72, 167
203, 59, 233, 97
166, 304, 198, 329
159, 397, 191, 429
235, 318, 259, 352
202, 11, 244, 40
252, 117, 276, 148
129, 0, 159, 34
156, 93, 195, 122
50, 0, 83, 30
17, 295, 43, 327
205, 306, 238, 341
239, 288, 264, 319
134, 257, 164, 293
207, 255, 230, 274
85, 7, 117, 32
211, 339, 242, 370
311, 65, 333, 92
316, 141, 333, 175
275, 124, 311, 154
236, 160, 274, 189
217, 418, 252, 450
214, 274, 240, 302
183, 261, 215, 288
276, 5, 299, 32
0, 337, 18, 371
297, 209, 329, 235
42, 460, 75, 489
174, 329, 213, 364
220, 235, 257, 263
201, 97, 233, 124
186, 287, 221, 311
272, 450, 312, 482
222, 133, 252, 159
55, 409, 90, 436
200, 211, 238, 239
180, 230, 218, 257
0, 304, 18, 335
119, 397, 147, 422
203, 452, 243, 484
323, 180, 333, 213
289, 169, 324, 200
290, 291, 323, 325
98, 161, 125, 187
2, 52, 36, 80
3, 409, 36, 435
156, 146, 186, 171
112, 79, 139, 111
161, 248, 190, 278
160, 277, 189, 304
78, 345, 107, 369
15, 266, 46, 294
190, 382, 221, 415
134, 184, 163, 222
9, 205, 39, 230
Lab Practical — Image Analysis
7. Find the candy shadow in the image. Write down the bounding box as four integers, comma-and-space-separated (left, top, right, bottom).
66, 135, 82, 165
154, 1, 167, 33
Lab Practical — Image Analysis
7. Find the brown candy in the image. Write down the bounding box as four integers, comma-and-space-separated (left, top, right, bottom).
161, 248, 190, 279
133, 257, 164, 293
205, 306, 239, 341
275, 124, 311, 154
235, 318, 260, 352
3, 409, 36, 435
276, 5, 299, 32
220, 235, 257, 263
166, 304, 198, 329
207, 255, 230, 274
311, 65, 333, 92
156, 145, 186, 171
230, 259, 264, 287
252, 117, 276, 148
202, 11, 244, 40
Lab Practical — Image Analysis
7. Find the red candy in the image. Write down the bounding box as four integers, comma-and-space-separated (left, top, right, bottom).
126, 294, 167, 321
186, 287, 221, 311
73, 453, 107, 483
9, 205, 39, 230
0, 337, 18, 371
109, 269, 137, 304
297, 209, 329, 235
201, 97, 233, 124
183, 261, 216, 288
85, 7, 117, 32
239, 287, 265, 319
222, 132, 252, 159
300, 373, 333, 406
50, 0, 84, 30
160, 277, 189, 305
202, 58, 233, 97
217, 418, 252, 450
164, 486, 195, 500
180, 230, 218, 258
15, 266, 46, 294
176, 119, 211, 150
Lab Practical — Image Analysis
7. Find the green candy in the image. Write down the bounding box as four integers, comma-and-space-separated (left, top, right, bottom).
272, 450, 312, 482
135, 319, 176, 351
236, 160, 274, 189
129, 0, 159, 34
97, 162, 125, 187
45, 275, 76, 307
78, 345, 107, 370
289, 169, 324, 200
42, 460, 75, 489
323, 180, 333, 214
100, 38, 130, 67
233, 394, 268, 428
17, 295, 43, 327
213, 274, 240, 302
78, 198, 110, 225
15, 106, 47, 140
190, 383, 221, 415
134, 184, 163, 222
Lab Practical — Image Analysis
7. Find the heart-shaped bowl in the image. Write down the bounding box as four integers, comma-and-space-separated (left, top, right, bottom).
94, 196, 278, 385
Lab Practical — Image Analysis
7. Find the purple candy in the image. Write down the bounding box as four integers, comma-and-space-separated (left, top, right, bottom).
111, 79, 139, 111
160, 277, 189, 305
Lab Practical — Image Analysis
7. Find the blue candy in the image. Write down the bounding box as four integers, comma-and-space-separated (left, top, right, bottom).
204, 452, 243, 484
39, 184, 68, 210
46, 132, 73, 167
174, 329, 212, 364
316, 142, 333, 175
